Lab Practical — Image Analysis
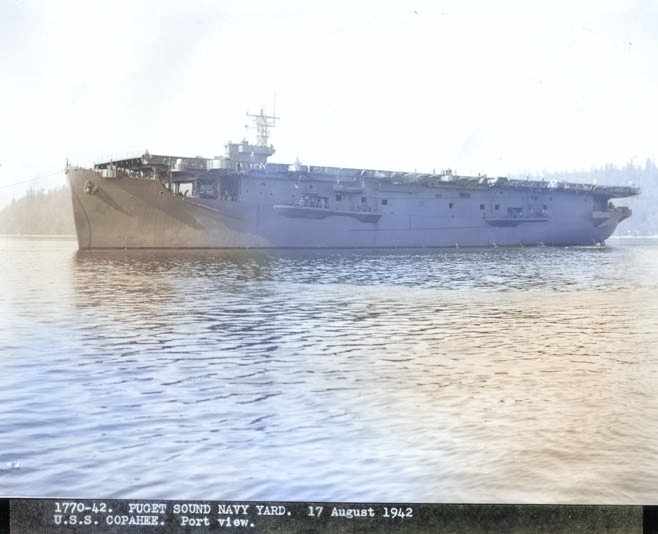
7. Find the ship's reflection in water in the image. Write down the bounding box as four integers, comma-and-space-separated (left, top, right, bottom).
2, 237, 658, 502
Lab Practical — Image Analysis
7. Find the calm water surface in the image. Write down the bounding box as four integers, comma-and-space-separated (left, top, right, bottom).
1, 236, 657, 503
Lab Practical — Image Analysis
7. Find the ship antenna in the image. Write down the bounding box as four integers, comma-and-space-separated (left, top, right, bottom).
246, 107, 279, 147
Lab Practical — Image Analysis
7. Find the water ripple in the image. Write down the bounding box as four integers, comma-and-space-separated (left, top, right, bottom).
1, 238, 658, 503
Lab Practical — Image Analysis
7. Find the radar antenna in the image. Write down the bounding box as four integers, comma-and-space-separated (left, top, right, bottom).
246, 108, 278, 147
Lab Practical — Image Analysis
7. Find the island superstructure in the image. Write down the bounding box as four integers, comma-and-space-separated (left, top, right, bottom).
67, 110, 638, 250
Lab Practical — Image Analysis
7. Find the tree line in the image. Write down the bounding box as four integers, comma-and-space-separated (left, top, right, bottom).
0, 186, 76, 235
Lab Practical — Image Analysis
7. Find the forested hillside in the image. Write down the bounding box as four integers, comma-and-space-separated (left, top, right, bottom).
0, 186, 75, 235
0, 160, 656, 236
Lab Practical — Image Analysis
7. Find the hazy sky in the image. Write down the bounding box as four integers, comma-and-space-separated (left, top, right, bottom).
1, 0, 656, 208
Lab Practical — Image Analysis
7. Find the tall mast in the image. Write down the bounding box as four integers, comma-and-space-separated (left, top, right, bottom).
246, 108, 278, 147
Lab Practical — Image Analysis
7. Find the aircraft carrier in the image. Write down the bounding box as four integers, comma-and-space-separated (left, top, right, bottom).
67, 110, 638, 250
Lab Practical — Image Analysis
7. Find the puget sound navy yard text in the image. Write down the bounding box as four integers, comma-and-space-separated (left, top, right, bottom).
48, 500, 413, 529
8, 498, 643, 533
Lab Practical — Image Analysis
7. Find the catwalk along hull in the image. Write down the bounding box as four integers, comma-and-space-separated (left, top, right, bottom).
67, 161, 637, 250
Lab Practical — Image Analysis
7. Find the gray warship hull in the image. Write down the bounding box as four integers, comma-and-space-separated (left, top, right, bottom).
67, 159, 636, 250
67, 109, 637, 250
